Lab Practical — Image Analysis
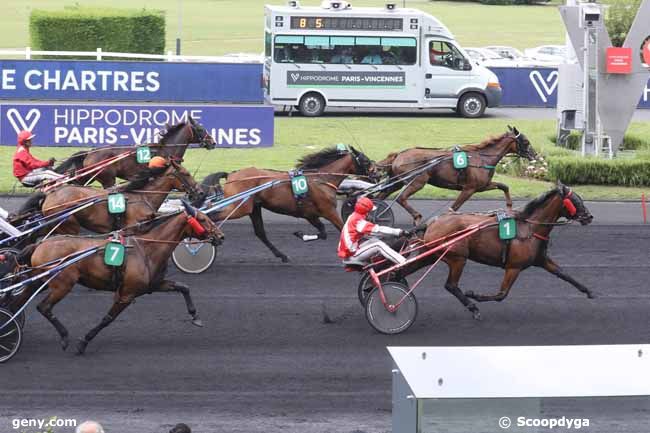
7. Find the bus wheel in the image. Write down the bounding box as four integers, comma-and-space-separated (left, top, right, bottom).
457, 92, 486, 118
299, 93, 325, 117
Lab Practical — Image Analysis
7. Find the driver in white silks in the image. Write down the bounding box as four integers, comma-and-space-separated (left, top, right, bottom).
338, 196, 408, 265
0, 207, 22, 238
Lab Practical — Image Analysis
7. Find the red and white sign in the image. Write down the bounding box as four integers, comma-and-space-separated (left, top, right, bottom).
606, 47, 633, 74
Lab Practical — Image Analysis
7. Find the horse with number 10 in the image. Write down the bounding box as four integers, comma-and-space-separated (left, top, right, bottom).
200, 146, 377, 262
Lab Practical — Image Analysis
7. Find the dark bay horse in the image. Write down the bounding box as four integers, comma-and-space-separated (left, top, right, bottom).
398, 181, 594, 320
202, 146, 375, 262
376, 126, 537, 224
54, 117, 216, 188
20, 159, 205, 235
10, 202, 223, 354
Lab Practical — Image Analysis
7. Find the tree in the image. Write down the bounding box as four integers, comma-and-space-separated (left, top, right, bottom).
604, 0, 641, 47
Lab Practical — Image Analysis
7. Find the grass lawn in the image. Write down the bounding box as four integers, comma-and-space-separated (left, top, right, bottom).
1, 117, 647, 200
0, 0, 565, 55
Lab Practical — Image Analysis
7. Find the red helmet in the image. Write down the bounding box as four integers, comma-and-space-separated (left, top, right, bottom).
354, 197, 374, 215
17, 130, 35, 146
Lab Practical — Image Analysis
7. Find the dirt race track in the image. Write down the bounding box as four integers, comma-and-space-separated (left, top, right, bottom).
1, 198, 649, 433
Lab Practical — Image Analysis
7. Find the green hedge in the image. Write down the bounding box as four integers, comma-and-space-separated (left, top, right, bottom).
30, 7, 165, 57
548, 157, 650, 186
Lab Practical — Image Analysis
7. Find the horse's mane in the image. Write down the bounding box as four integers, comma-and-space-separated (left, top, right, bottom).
296, 146, 347, 170
520, 188, 560, 217
116, 166, 167, 192
159, 121, 188, 144
415, 133, 511, 152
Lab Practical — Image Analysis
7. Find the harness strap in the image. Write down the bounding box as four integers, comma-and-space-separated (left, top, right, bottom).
533, 233, 550, 241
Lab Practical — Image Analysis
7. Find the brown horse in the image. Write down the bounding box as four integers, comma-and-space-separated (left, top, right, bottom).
398, 181, 594, 320
11, 202, 224, 355
376, 126, 537, 224
54, 117, 216, 188
201, 146, 375, 262
19, 158, 205, 235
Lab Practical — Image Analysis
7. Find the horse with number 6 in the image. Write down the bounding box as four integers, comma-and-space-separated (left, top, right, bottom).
6, 201, 224, 355
391, 181, 595, 324
375, 126, 537, 225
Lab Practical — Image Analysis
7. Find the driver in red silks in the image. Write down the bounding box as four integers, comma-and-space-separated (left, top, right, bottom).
12, 130, 62, 185
338, 196, 407, 265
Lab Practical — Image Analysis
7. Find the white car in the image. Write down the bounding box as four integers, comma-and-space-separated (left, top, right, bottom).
524, 45, 567, 66
484, 45, 538, 67
464, 47, 515, 67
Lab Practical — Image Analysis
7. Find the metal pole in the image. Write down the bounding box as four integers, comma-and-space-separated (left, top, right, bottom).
176, 0, 183, 55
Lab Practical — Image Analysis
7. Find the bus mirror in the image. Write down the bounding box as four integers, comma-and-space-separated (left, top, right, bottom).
462, 60, 472, 71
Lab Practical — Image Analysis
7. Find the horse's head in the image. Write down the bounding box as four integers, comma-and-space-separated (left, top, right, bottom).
166, 158, 207, 207
188, 116, 216, 149
557, 181, 593, 225
349, 146, 380, 182
181, 199, 224, 246
507, 125, 537, 161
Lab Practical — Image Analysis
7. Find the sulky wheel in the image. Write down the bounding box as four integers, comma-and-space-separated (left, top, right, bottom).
172, 238, 217, 274
340, 198, 394, 226
0, 308, 22, 363
357, 272, 408, 307
365, 282, 417, 335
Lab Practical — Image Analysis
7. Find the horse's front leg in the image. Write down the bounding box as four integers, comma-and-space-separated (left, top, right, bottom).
450, 187, 477, 212
465, 267, 521, 302
482, 182, 512, 209
153, 279, 203, 326
77, 296, 133, 355
396, 174, 428, 225
539, 256, 595, 299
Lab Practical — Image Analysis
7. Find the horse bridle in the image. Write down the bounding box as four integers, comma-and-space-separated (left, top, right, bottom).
168, 160, 202, 200
348, 149, 373, 177
185, 122, 215, 149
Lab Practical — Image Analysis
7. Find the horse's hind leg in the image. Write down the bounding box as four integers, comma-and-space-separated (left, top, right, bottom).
539, 256, 595, 299
465, 267, 522, 302
396, 174, 429, 225
443, 258, 481, 320
76, 298, 132, 355
152, 280, 203, 326
250, 204, 289, 263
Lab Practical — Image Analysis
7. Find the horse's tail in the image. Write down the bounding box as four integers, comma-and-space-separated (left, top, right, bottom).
54, 151, 86, 174
200, 172, 229, 195
18, 191, 46, 215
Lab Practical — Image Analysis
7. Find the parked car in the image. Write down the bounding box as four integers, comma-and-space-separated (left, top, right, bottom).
464, 47, 515, 67
524, 45, 567, 66
484, 46, 540, 67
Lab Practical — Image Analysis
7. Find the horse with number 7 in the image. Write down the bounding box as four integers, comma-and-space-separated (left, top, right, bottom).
5, 201, 224, 355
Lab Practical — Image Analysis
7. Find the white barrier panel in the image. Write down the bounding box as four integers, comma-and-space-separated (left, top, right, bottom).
388, 345, 650, 433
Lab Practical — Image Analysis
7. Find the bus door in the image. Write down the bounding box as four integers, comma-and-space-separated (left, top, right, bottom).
422, 39, 471, 107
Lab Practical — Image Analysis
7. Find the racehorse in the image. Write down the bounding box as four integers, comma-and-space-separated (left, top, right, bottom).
19, 158, 205, 235
397, 181, 594, 320
201, 146, 376, 262
54, 117, 216, 188
9, 201, 224, 354
376, 126, 537, 224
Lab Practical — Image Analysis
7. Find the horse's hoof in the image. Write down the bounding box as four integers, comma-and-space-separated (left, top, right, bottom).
76, 339, 88, 355
587, 291, 597, 299
293, 231, 304, 240
472, 310, 482, 321
280, 256, 290, 263
60, 337, 69, 351
192, 318, 204, 327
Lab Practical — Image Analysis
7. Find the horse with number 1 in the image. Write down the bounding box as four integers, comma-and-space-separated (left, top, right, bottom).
200, 145, 376, 262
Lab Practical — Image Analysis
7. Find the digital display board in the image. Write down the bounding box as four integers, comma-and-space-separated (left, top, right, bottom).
290, 16, 403, 31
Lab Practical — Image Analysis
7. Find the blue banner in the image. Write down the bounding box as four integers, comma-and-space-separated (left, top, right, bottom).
491, 67, 650, 109
0, 60, 263, 103
0, 104, 274, 147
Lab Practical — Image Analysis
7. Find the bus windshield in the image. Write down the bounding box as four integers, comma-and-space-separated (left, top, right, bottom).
273, 35, 417, 65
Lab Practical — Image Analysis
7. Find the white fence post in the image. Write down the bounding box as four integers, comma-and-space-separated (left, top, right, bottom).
96, 48, 102, 61
25, 47, 31, 60
167, 50, 173, 62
